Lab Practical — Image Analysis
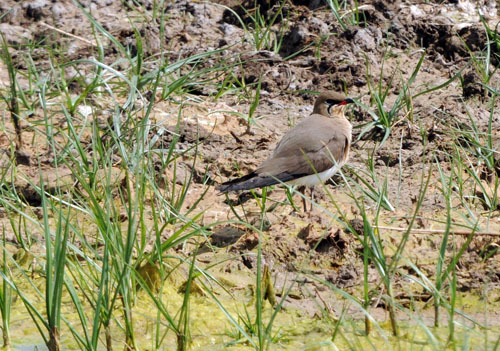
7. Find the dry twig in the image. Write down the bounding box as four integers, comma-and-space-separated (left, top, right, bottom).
377, 226, 500, 237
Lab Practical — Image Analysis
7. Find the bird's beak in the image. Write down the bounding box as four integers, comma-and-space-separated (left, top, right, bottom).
338, 98, 355, 106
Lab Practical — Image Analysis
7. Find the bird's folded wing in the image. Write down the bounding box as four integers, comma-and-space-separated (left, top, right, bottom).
256, 129, 349, 181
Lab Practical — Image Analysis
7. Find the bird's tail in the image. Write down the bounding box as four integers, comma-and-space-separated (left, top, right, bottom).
216, 172, 281, 193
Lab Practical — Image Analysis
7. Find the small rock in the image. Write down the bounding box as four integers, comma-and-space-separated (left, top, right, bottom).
347, 218, 364, 236
354, 28, 377, 51
211, 226, 245, 247
178, 279, 205, 296
24, 0, 51, 21
51, 2, 67, 18
462, 69, 486, 99
137, 261, 161, 292
230, 232, 259, 252
15, 150, 31, 166
0, 23, 32, 45
15, 166, 75, 205
12, 248, 34, 269
92, 0, 114, 7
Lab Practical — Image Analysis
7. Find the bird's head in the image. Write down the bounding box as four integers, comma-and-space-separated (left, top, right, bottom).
313, 91, 354, 117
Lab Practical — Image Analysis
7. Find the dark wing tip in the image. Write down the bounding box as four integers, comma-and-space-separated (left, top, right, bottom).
215, 172, 258, 193
215, 183, 232, 194
216, 171, 303, 193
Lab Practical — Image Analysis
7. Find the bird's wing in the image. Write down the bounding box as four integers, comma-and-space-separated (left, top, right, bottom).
216, 115, 351, 193
256, 115, 351, 180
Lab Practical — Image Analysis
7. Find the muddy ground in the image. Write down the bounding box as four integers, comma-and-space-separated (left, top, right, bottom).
1, 0, 500, 340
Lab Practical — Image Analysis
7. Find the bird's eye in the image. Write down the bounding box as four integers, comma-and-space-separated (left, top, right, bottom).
325, 99, 337, 105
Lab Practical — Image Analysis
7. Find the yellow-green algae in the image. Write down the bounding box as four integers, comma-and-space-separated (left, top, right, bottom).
4, 264, 500, 350
3, 202, 500, 350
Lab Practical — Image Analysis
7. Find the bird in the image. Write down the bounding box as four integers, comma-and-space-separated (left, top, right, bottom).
217, 91, 354, 210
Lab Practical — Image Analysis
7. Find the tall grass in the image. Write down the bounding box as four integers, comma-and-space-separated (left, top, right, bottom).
0, 34, 22, 155
218, 0, 289, 52
0, 5, 231, 350
0, 231, 12, 347
357, 50, 425, 146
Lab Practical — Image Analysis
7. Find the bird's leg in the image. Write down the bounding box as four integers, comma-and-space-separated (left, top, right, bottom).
298, 185, 307, 212
310, 186, 315, 212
